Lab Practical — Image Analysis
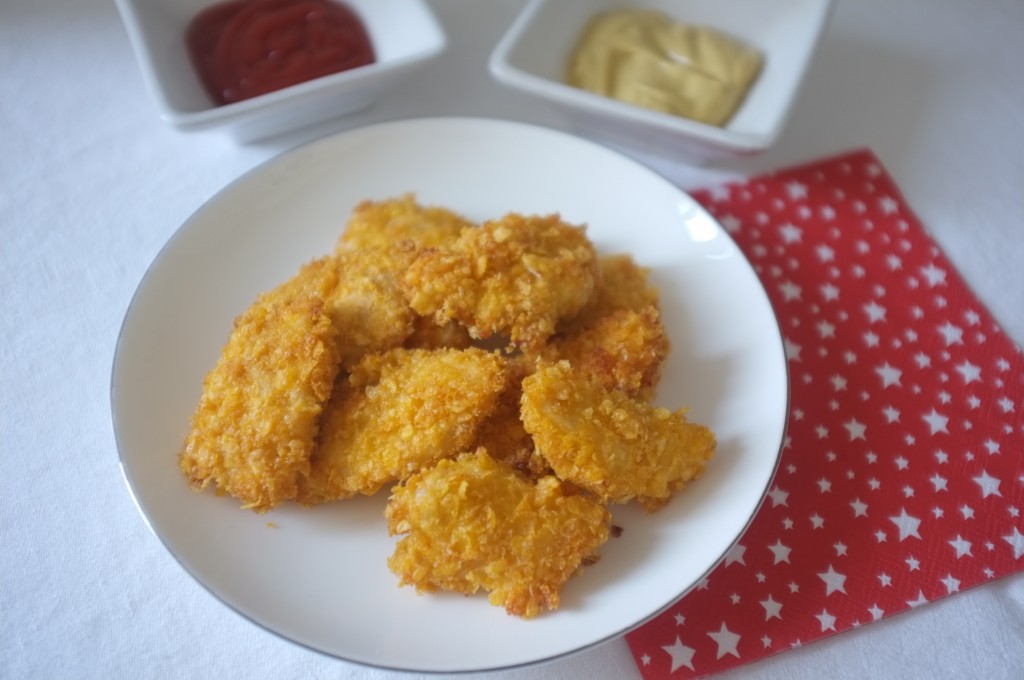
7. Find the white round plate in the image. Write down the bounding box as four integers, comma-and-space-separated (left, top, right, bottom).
112, 117, 787, 673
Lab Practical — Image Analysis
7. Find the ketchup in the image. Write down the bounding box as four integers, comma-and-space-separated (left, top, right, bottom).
186, 0, 375, 106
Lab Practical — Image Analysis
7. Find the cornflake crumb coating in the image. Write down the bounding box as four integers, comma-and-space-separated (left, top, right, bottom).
297, 347, 507, 504
471, 352, 551, 479
272, 250, 415, 370
179, 292, 340, 513
564, 253, 661, 331
336, 194, 472, 253
543, 305, 669, 399
386, 448, 612, 618
521, 361, 716, 512
178, 195, 722, 619
402, 213, 600, 352
278, 196, 474, 370
545, 254, 668, 398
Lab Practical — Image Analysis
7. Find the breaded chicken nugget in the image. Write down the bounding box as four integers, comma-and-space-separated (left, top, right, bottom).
272, 254, 342, 301
472, 353, 550, 479
179, 292, 340, 513
298, 347, 507, 504
403, 213, 600, 352
542, 305, 669, 399
336, 194, 471, 253
403, 314, 474, 351
279, 246, 420, 369
329, 243, 420, 367
472, 392, 546, 479
276, 197, 469, 369
521, 362, 716, 512
386, 448, 611, 618
564, 254, 660, 332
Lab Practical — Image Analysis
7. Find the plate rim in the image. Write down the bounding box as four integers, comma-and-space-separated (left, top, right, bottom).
110, 115, 789, 674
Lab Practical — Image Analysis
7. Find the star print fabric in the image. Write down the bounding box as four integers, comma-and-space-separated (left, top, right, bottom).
625, 149, 1024, 678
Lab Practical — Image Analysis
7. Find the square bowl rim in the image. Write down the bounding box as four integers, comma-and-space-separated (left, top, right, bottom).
114, 0, 447, 129
487, 0, 834, 154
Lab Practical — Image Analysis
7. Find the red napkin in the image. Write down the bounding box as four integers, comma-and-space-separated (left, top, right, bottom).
626, 149, 1024, 678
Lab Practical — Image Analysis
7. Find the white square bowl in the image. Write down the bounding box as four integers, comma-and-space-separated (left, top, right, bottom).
115, 0, 446, 143
489, 0, 833, 163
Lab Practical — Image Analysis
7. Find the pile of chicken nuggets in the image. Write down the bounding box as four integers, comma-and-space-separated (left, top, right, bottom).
179, 195, 717, 618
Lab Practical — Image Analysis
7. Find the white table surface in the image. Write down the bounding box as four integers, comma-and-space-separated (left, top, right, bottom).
3, 1, 1023, 678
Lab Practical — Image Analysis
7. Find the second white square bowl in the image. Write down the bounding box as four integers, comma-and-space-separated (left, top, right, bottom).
489, 0, 833, 163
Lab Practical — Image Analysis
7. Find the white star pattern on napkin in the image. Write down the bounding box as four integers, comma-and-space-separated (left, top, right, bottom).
628, 150, 1024, 680
707, 624, 741, 660
661, 637, 695, 672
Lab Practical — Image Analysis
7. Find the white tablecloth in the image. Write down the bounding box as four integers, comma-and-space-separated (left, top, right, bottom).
3, 1, 1023, 678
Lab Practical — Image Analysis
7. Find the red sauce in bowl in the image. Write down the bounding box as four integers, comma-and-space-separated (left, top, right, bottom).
186, 0, 375, 106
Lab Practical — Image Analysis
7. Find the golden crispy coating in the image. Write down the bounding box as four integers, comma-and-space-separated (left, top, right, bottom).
565, 254, 660, 332
178, 195, 721, 618
271, 250, 414, 369
386, 449, 611, 618
272, 254, 342, 302
329, 244, 419, 367
276, 198, 470, 369
179, 292, 340, 513
298, 348, 507, 504
521, 362, 716, 512
402, 213, 600, 351
542, 305, 669, 399
593, 254, 660, 310
336, 194, 471, 253
403, 314, 474, 351
472, 353, 550, 479
472, 394, 545, 479
541, 254, 666, 398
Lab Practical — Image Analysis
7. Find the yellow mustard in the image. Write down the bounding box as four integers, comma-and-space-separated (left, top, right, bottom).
567, 9, 763, 127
